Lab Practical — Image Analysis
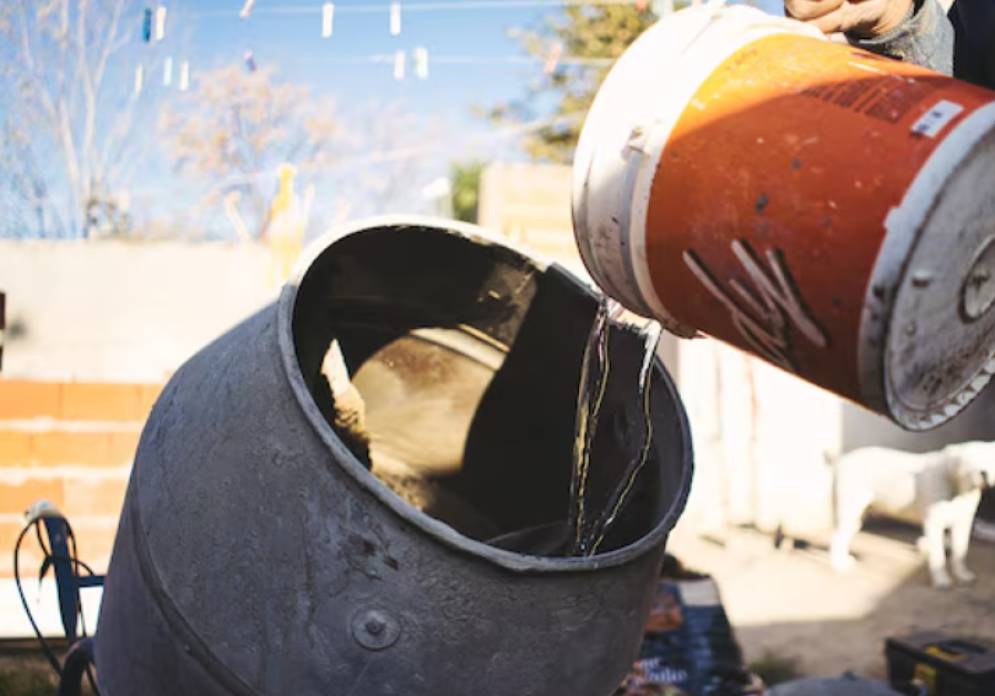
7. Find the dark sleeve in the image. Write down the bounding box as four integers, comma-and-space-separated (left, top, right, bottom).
846, 0, 954, 76
950, 0, 995, 89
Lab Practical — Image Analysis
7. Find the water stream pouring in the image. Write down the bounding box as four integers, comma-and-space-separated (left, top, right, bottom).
93, 217, 693, 695
569, 298, 665, 557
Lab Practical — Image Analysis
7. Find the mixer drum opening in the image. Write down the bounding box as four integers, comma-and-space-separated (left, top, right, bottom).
291, 221, 688, 556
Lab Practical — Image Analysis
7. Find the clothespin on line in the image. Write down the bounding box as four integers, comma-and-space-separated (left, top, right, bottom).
414, 46, 429, 79
322, 3, 335, 37
154, 5, 167, 41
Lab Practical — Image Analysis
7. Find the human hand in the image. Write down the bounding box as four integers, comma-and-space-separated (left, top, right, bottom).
784, 0, 914, 38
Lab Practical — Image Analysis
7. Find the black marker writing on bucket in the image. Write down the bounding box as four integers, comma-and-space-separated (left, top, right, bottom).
683, 240, 828, 372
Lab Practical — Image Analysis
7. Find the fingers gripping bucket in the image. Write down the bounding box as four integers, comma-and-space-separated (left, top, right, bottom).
573, 3, 995, 430
93, 217, 693, 695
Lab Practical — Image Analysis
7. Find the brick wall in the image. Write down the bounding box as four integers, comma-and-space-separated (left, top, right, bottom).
0, 379, 161, 578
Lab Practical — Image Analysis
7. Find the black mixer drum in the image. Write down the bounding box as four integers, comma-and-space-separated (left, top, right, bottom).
93, 217, 693, 695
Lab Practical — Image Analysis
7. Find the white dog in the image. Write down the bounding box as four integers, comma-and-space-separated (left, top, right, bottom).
830, 441, 995, 588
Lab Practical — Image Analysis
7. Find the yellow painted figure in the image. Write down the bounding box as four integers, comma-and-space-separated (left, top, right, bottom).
264, 163, 306, 285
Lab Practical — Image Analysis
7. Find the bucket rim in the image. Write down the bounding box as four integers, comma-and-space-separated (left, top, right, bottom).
276, 214, 694, 573
572, 2, 824, 337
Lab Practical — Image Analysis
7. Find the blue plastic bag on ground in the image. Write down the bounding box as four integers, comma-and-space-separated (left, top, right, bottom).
617, 557, 763, 696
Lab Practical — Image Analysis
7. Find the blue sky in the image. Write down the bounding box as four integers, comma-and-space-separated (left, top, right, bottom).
175, 0, 786, 161
1, 0, 787, 237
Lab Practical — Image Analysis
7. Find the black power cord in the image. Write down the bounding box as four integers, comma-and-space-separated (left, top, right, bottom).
13, 520, 64, 677
65, 524, 101, 696
13, 517, 103, 695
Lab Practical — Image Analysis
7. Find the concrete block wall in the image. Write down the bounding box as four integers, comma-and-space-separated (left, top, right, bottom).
477, 162, 586, 276
0, 379, 161, 579
0, 240, 279, 636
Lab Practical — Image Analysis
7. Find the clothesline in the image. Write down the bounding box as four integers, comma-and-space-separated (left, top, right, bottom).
192, 0, 655, 19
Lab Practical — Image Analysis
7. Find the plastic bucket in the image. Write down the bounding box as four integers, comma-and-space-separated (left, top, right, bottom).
573, 2, 995, 430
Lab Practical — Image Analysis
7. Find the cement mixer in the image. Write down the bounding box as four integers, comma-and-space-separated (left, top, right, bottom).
77, 217, 694, 695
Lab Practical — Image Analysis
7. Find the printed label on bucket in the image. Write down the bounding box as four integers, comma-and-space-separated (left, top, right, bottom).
644, 33, 995, 404
911, 100, 965, 138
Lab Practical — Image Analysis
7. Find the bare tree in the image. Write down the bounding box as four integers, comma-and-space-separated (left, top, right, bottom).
0, 0, 161, 238
158, 64, 343, 240
337, 100, 432, 218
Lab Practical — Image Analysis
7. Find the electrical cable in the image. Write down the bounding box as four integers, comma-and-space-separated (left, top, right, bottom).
67, 525, 102, 696
14, 518, 104, 693
13, 521, 64, 677
34, 521, 51, 559
40, 554, 98, 578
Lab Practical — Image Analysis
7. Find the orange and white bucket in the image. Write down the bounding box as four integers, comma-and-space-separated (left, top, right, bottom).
573, 2, 995, 430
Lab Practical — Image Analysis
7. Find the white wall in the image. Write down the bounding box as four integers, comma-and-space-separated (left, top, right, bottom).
0, 240, 277, 381
675, 339, 841, 537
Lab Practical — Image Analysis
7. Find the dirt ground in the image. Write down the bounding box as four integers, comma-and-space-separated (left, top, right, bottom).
3, 518, 993, 693
0, 650, 98, 696
667, 518, 995, 680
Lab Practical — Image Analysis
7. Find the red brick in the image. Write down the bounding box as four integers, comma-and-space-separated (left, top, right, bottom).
0, 380, 62, 419
61, 383, 143, 422
60, 477, 129, 519
108, 432, 141, 465
138, 384, 164, 418
0, 540, 45, 579
0, 430, 141, 468
0, 521, 32, 562
0, 479, 65, 517
68, 522, 119, 571
0, 430, 33, 466
34, 431, 108, 467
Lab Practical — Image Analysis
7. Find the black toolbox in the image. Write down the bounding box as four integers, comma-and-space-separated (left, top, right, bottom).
886, 631, 995, 696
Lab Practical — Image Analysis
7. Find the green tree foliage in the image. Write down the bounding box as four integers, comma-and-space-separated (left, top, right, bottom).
490, 3, 675, 164
450, 161, 484, 223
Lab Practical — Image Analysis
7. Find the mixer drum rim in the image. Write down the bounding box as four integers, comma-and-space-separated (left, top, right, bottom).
276, 214, 694, 572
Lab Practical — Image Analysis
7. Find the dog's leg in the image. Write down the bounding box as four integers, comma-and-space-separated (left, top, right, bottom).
830, 525, 859, 571
924, 513, 953, 589
830, 496, 865, 572
951, 492, 982, 584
